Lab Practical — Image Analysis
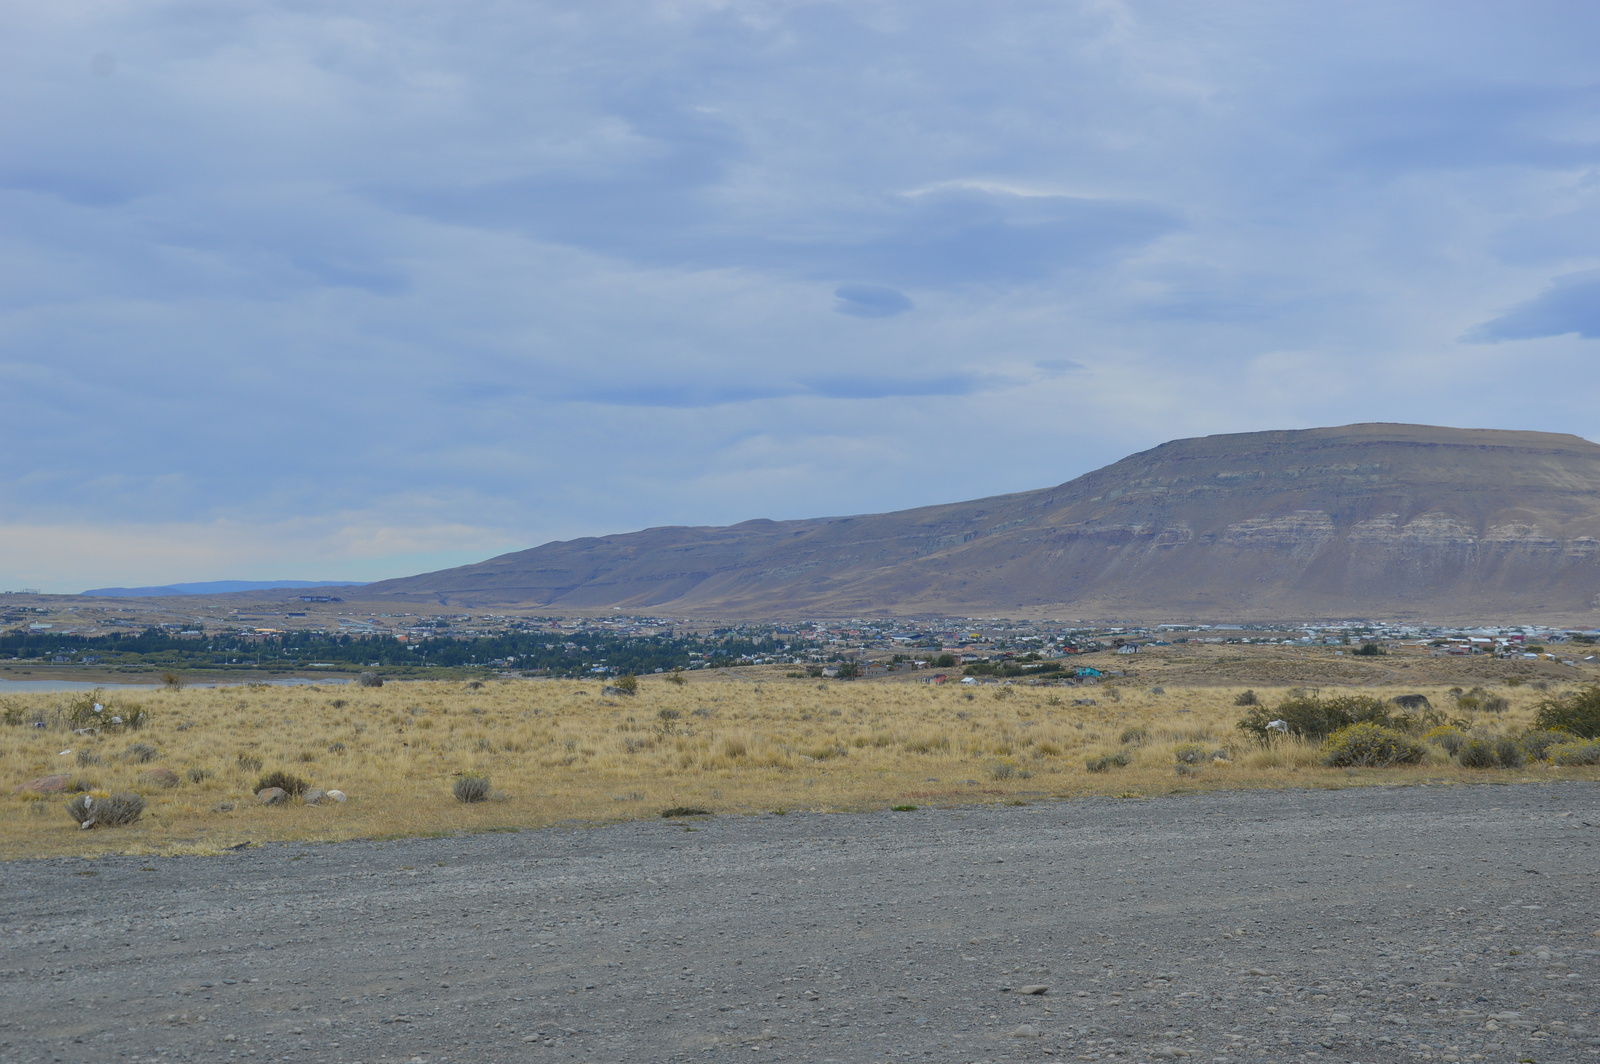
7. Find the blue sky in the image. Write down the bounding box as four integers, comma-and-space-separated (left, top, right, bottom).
3, 1, 1598, 592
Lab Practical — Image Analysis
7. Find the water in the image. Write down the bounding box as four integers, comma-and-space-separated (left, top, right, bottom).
0, 677, 350, 693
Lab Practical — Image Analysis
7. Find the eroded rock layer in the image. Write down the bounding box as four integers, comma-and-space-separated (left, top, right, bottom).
357, 424, 1600, 621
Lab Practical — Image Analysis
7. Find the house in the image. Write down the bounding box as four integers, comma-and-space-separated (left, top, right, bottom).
1116, 644, 1139, 655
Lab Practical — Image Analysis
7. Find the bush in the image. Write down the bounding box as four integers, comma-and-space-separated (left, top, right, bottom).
1532, 686, 1600, 739
123, 742, 159, 763
65, 690, 148, 731
1457, 736, 1524, 769
1519, 729, 1571, 761
1422, 725, 1468, 756
256, 770, 308, 796
1119, 726, 1149, 745
76, 748, 101, 767
1548, 739, 1600, 766
1322, 723, 1426, 767
453, 771, 490, 803
1174, 743, 1224, 764
237, 752, 263, 772
611, 674, 639, 695
1086, 751, 1132, 772
1239, 693, 1402, 744
660, 806, 712, 817
1353, 642, 1384, 656
357, 672, 383, 688
1233, 690, 1259, 707
66, 790, 145, 828
665, 669, 687, 686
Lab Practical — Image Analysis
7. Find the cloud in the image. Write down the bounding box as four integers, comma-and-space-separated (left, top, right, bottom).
834, 284, 912, 318
1466, 269, 1600, 342
2, 1, 1600, 590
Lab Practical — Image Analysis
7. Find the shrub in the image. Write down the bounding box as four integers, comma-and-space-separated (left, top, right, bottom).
1548, 739, 1600, 766
76, 748, 101, 767
357, 672, 383, 688
665, 669, 687, 686
989, 759, 1019, 780
237, 752, 263, 772
186, 766, 209, 784
1321, 723, 1426, 767
661, 806, 711, 817
1173, 742, 1223, 764
256, 770, 308, 796
1233, 690, 1259, 707
1481, 694, 1510, 714
453, 771, 490, 803
123, 742, 159, 763
65, 690, 148, 731
160, 672, 185, 691
1422, 725, 1468, 756
1239, 693, 1401, 744
1519, 729, 1571, 761
66, 790, 145, 828
1086, 751, 1132, 772
1532, 686, 1600, 739
1353, 642, 1384, 656
1457, 735, 1524, 769
1119, 726, 1149, 745
612, 674, 639, 695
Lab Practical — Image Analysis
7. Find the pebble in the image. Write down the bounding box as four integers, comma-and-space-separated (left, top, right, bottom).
1329, 1013, 1351, 1024
1009, 1023, 1041, 1038
303, 789, 328, 805
256, 787, 288, 805
325, 789, 347, 802
1017, 984, 1048, 995
139, 768, 181, 788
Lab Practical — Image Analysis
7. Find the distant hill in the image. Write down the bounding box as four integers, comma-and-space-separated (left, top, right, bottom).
81, 580, 366, 598
353, 424, 1600, 622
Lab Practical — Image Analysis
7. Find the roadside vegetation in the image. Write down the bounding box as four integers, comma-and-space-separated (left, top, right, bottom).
3, 678, 1597, 857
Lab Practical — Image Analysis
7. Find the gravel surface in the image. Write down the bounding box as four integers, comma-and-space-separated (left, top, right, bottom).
4, 782, 1598, 1064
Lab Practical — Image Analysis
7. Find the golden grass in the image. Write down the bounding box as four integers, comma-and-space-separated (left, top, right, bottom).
4, 678, 1595, 858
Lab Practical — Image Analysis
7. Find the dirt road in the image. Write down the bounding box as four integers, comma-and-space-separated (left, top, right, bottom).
4, 783, 1598, 1064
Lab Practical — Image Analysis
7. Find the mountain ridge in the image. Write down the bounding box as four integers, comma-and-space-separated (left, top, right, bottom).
353, 423, 1600, 622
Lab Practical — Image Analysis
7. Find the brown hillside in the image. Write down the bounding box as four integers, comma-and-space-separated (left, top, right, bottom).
355, 424, 1600, 622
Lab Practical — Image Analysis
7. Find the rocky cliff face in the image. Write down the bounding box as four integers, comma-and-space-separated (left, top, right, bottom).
357, 424, 1600, 621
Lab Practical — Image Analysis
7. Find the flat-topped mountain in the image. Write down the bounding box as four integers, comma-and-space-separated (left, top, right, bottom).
356, 424, 1600, 621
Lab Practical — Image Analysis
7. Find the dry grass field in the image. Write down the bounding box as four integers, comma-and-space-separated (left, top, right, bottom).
4, 673, 1598, 858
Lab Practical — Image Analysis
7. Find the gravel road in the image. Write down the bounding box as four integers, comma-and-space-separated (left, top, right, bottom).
4, 783, 1598, 1064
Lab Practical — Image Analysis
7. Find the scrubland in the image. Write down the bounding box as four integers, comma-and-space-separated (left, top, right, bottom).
4, 676, 1597, 857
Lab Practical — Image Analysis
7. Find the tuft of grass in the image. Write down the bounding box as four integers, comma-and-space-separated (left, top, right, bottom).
122, 742, 159, 764
452, 771, 491, 804
1233, 689, 1259, 706
890, 804, 918, 811
661, 806, 712, 818
256, 770, 308, 796
1119, 726, 1149, 746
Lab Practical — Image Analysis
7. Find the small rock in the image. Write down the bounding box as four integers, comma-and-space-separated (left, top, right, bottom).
16, 773, 81, 796
1383, 1013, 1408, 1025
324, 789, 347, 802
1009, 1023, 1041, 1038
1152, 1049, 1192, 1060
1017, 985, 1048, 995
1248, 968, 1270, 976
213, 802, 235, 812
302, 789, 327, 805
256, 787, 288, 805
139, 768, 181, 788
1330, 1013, 1352, 1024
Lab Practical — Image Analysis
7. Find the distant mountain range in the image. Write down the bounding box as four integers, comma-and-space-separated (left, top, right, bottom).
174, 424, 1600, 623
81, 580, 365, 598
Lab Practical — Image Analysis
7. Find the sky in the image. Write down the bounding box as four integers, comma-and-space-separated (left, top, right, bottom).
3, 1, 1599, 593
